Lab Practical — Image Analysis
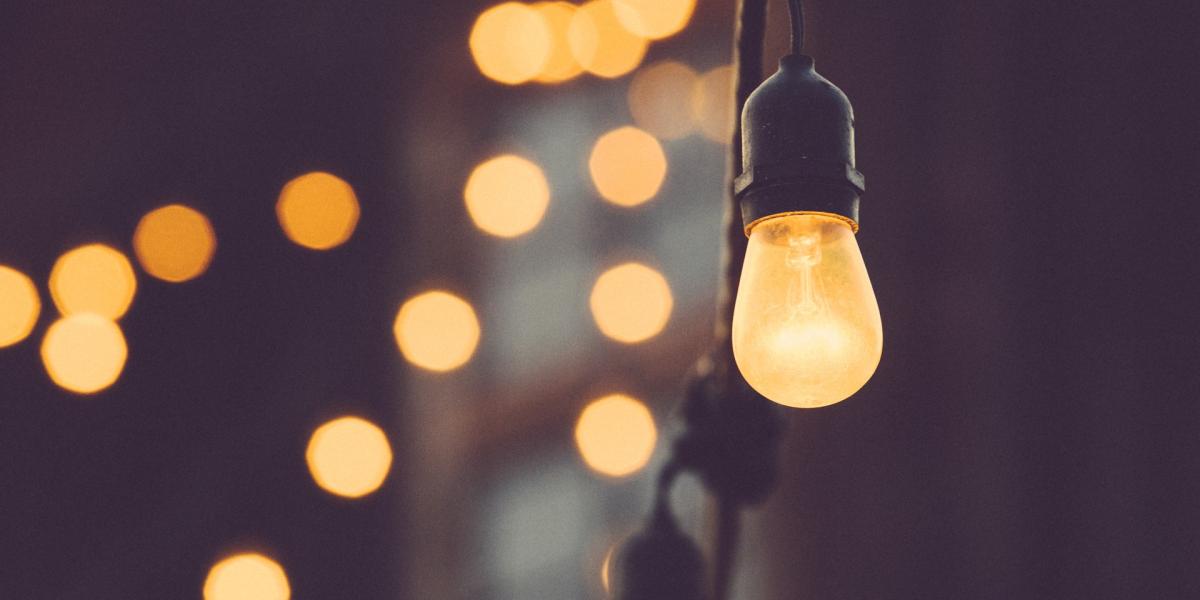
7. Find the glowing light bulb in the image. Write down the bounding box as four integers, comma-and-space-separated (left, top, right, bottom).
732, 214, 882, 408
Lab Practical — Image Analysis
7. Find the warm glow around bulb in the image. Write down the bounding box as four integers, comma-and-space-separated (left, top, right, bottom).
464, 155, 550, 238
533, 2, 584, 83
41, 314, 128, 394
588, 126, 667, 207
204, 553, 290, 600
567, 0, 649, 79
574, 393, 656, 477
0, 266, 40, 347
589, 262, 672, 343
276, 172, 360, 250
732, 214, 882, 408
49, 244, 137, 319
306, 416, 393, 498
691, 65, 734, 143
133, 204, 217, 282
470, 2, 552, 85
394, 291, 481, 372
611, 0, 696, 40
627, 60, 699, 140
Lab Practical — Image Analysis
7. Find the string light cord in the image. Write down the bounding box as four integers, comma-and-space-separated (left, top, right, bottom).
788, 0, 805, 54
612, 1, 787, 598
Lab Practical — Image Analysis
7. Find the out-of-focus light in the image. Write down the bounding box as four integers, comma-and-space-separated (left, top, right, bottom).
612, 0, 696, 40
567, 0, 648, 79
394, 291, 481, 372
276, 172, 360, 250
627, 60, 700, 140
41, 314, 127, 394
588, 126, 667, 207
132, 204, 217, 282
464, 155, 550, 238
49, 244, 137, 319
691, 64, 735, 143
0, 266, 40, 348
590, 262, 673, 343
204, 553, 290, 600
306, 416, 393, 499
601, 543, 616, 593
470, 2, 552, 85
575, 393, 657, 477
533, 2, 584, 83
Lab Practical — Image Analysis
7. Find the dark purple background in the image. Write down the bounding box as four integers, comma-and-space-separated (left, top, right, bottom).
2, 1, 1198, 598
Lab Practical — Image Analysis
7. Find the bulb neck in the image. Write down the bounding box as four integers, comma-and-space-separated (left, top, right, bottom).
735, 54, 865, 234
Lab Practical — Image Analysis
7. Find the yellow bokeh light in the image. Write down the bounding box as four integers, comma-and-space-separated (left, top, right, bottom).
567, 0, 649, 79
306, 416, 393, 498
132, 204, 217, 282
41, 314, 128, 394
691, 65, 735, 143
393, 291, 481, 372
464, 155, 551, 238
276, 172, 360, 250
470, 2, 552, 85
627, 60, 700, 140
0, 266, 40, 348
533, 2, 584, 83
588, 126, 667, 207
589, 262, 672, 343
612, 0, 696, 40
49, 244, 137, 319
204, 553, 290, 600
574, 393, 657, 477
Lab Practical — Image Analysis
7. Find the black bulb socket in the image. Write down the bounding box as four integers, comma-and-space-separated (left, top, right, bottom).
735, 54, 865, 234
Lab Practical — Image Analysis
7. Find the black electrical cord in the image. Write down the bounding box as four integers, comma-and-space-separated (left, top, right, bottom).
788, 0, 805, 54
713, 3, 769, 597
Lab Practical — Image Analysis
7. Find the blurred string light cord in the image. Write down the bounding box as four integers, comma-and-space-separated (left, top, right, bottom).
788, 0, 804, 54
607, 0, 786, 598
610, 0, 881, 589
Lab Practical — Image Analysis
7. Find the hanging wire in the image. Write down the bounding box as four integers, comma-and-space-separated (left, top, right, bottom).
788, 0, 805, 54
714, 3, 769, 596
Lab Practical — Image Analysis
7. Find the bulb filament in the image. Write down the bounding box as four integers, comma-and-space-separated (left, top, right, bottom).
785, 232, 823, 317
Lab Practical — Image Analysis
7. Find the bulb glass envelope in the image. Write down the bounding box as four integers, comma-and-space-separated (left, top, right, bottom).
733, 213, 881, 407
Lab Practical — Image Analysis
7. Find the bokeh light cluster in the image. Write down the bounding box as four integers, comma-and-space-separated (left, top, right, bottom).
0, 1, 734, 593
628, 61, 735, 143
463, 2, 734, 498
0, 165, 385, 595
469, 0, 696, 85
42, 244, 137, 394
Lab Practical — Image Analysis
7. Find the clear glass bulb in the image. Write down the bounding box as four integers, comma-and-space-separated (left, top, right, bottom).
732, 213, 882, 408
